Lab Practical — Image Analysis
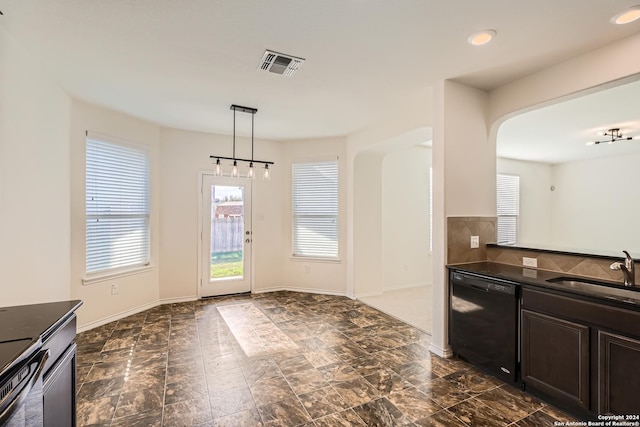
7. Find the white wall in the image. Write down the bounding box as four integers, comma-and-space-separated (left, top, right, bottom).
347, 129, 432, 298
382, 146, 432, 290
70, 100, 161, 328
496, 158, 552, 246
499, 154, 640, 253
550, 153, 640, 253
489, 33, 640, 133
353, 151, 385, 297
0, 26, 72, 306
442, 84, 495, 217
431, 80, 493, 357
159, 128, 285, 299
280, 137, 348, 295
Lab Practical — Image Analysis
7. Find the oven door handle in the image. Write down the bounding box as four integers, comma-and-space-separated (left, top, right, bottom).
0, 349, 49, 425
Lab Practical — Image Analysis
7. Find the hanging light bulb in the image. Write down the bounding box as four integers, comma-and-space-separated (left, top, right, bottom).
262, 164, 271, 181
247, 162, 255, 179
231, 160, 239, 177
214, 158, 222, 176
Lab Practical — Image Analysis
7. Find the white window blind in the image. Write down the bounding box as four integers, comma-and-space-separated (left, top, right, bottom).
497, 174, 519, 245
292, 161, 339, 258
86, 136, 150, 274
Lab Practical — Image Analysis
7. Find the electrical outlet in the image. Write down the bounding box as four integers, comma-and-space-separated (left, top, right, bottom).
111, 284, 119, 295
304, 265, 310, 274
523, 257, 538, 268
470, 236, 480, 249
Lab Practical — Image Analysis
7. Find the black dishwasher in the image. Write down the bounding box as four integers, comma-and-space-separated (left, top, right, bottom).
449, 270, 519, 383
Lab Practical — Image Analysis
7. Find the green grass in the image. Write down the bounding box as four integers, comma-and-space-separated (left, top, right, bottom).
210, 251, 243, 279
211, 261, 243, 279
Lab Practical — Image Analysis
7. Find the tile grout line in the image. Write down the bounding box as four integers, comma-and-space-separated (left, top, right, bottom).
76, 292, 577, 426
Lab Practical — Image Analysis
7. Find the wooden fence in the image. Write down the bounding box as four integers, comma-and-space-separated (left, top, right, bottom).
211, 216, 244, 252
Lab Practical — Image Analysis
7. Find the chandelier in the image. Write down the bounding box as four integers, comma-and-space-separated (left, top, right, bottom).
586, 128, 634, 146
210, 104, 273, 180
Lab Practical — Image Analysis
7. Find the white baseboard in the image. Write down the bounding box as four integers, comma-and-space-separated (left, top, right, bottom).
77, 300, 158, 333
159, 296, 198, 304
78, 296, 199, 333
78, 288, 357, 333
253, 286, 347, 297
428, 343, 454, 359
354, 291, 384, 299
383, 281, 431, 292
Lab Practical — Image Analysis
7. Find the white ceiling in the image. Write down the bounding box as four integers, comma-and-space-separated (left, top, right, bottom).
498, 77, 640, 164
0, 1, 639, 140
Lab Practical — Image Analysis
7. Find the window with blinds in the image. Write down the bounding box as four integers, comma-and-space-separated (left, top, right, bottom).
292, 160, 339, 258
86, 136, 150, 274
497, 174, 519, 245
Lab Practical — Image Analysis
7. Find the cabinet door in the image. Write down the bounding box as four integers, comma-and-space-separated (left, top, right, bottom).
598, 331, 640, 415
521, 309, 590, 409
43, 344, 77, 427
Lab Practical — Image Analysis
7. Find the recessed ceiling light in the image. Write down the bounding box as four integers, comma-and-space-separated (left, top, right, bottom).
468, 30, 496, 46
611, 6, 640, 24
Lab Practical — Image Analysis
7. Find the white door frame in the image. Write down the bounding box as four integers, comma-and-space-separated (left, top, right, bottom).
197, 171, 253, 298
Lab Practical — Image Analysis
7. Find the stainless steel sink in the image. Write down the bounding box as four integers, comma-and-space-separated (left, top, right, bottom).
546, 276, 640, 303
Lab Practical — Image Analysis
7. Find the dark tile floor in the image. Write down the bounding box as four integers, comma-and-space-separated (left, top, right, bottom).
75, 291, 577, 426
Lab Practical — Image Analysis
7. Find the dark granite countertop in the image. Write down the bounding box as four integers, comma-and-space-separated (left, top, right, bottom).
447, 262, 640, 310
0, 300, 82, 374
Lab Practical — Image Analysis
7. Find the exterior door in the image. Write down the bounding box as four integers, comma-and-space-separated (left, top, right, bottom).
200, 174, 252, 297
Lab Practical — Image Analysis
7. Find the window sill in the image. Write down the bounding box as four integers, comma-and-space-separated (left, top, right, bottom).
290, 256, 342, 264
82, 265, 154, 286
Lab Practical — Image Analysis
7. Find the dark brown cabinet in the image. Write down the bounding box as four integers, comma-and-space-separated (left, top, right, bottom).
521, 287, 640, 417
42, 314, 78, 427
43, 344, 77, 427
521, 309, 590, 410
598, 331, 640, 415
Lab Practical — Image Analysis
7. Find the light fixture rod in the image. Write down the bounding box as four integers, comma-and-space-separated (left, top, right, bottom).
209, 155, 274, 165
209, 104, 274, 176
251, 113, 255, 161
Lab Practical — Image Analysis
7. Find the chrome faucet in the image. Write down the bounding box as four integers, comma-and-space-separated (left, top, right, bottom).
610, 250, 635, 287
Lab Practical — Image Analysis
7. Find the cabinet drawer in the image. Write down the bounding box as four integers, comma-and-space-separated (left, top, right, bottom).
522, 288, 640, 338
42, 314, 76, 380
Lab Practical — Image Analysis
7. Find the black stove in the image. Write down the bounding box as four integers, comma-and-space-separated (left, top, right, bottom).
0, 300, 82, 374
0, 300, 81, 426
0, 338, 37, 375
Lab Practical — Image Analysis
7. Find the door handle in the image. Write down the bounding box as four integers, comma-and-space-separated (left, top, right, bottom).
245, 239, 251, 243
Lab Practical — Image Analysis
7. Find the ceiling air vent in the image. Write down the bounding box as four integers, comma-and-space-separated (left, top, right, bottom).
258, 50, 305, 76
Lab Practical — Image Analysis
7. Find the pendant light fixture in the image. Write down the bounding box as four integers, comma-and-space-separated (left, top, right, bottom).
586, 128, 636, 146
210, 104, 274, 180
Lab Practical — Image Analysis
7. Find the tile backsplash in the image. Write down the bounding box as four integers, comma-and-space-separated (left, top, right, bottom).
486, 246, 639, 285
446, 215, 638, 285
447, 217, 496, 264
